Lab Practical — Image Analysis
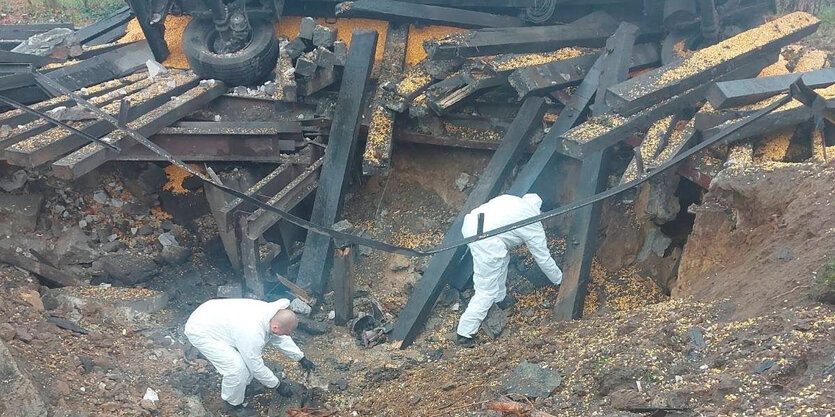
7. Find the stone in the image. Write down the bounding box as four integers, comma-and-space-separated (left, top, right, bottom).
93, 190, 108, 204
774, 247, 794, 261
12, 27, 80, 59
45, 106, 96, 121
290, 298, 312, 315
312, 25, 336, 48
161, 244, 191, 265
15, 327, 33, 343
636, 225, 672, 262
114, 291, 169, 315
145, 59, 168, 80
328, 378, 348, 392
139, 399, 157, 411
0, 193, 44, 234
0, 169, 28, 192
298, 317, 331, 335
455, 172, 471, 191
333, 41, 348, 66
0, 323, 15, 341
299, 16, 316, 40
0, 340, 48, 416
501, 360, 562, 398
53, 227, 96, 264
52, 379, 71, 397
101, 254, 158, 285
481, 305, 508, 339
18, 289, 44, 312
100, 240, 125, 253
436, 286, 459, 307
158, 232, 179, 247
0, 124, 11, 138
390, 254, 411, 271
184, 395, 210, 417
217, 283, 242, 298
122, 202, 149, 216
161, 220, 176, 232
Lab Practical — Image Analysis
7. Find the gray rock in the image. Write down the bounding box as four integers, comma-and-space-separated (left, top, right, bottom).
501, 360, 562, 398
0, 169, 28, 192
0, 323, 15, 341
53, 226, 96, 264
184, 395, 211, 417
636, 225, 672, 262
158, 232, 179, 247
161, 244, 191, 265
0, 124, 10, 138
481, 305, 508, 339
0, 340, 48, 417
774, 247, 794, 261
45, 106, 96, 121
358, 245, 373, 257
114, 290, 169, 315
101, 254, 158, 285
298, 317, 331, 335
0, 193, 43, 234
437, 286, 459, 307
12, 27, 80, 59
161, 220, 175, 232
455, 172, 471, 191
390, 254, 411, 272
137, 225, 154, 236
312, 25, 336, 48
101, 240, 125, 253
328, 378, 348, 392
145, 59, 168, 79
122, 202, 149, 216
93, 190, 108, 204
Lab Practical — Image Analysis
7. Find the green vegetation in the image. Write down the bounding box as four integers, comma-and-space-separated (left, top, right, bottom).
4, 0, 124, 25
812, 257, 835, 304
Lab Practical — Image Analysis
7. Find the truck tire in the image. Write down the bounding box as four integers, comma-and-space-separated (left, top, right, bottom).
183, 18, 278, 86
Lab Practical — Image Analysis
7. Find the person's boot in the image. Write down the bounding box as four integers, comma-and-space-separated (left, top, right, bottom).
226, 403, 256, 417
456, 335, 475, 348
497, 294, 516, 310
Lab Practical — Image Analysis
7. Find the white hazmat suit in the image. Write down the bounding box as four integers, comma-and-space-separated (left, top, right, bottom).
184, 298, 305, 406
457, 194, 563, 338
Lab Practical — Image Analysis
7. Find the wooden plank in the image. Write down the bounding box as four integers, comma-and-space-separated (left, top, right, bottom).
362, 22, 408, 176
336, 0, 525, 28
508, 43, 659, 98
426, 73, 506, 116
295, 30, 378, 294
332, 245, 355, 326
220, 164, 298, 233
245, 158, 323, 238
0, 24, 74, 42
560, 54, 775, 159
50, 80, 225, 179
425, 11, 624, 59
553, 22, 638, 321
0, 248, 83, 287
391, 97, 546, 348
162, 121, 304, 135
0, 50, 62, 67
74, 6, 133, 45
707, 68, 835, 109
43, 41, 154, 92
604, 12, 820, 116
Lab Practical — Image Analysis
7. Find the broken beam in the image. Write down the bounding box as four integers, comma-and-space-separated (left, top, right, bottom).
50, 79, 225, 179
0, 248, 83, 287
296, 30, 378, 294
707, 68, 835, 110
336, 0, 525, 28
391, 97, 546, 348
604, 12, 820, 116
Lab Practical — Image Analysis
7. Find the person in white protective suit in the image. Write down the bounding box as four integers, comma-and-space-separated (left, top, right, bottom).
184, 298, 316, 417
456, 193, 563, 348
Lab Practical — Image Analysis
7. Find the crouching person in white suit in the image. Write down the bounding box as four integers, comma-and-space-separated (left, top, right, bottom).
185, 298, 317, 417
456, 194, 563, 348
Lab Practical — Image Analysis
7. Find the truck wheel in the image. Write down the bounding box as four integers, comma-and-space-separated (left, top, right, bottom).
183, 18, 278, 86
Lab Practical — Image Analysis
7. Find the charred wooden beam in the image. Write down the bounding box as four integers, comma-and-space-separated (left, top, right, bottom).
425, 11, 623, 59
508, 43, 659, 98
553, 22, 638, 322
391, 97, 546, 348
221, 163, 298, 235
75, 6, 134, 45
49, 78, 224, 179
0, 247, 83, 287
296, 30, 378, 294
336, 0, 525, 28
604, 12, 820, 116
297, 67, 336, 96
44, 41, 154, 92
0, 50, 62, 67
426, 72, 506, 116
332, 244, 355, 326
246, 159, 324, 241
362, 22, 408, 176
108, 150, 308, 163
620, 118, 698, 183
707, 68, 835, 109
560, 54, 774, 159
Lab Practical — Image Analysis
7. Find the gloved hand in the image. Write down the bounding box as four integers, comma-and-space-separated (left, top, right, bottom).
298, 357, 316, 371
276, 379, 293, 398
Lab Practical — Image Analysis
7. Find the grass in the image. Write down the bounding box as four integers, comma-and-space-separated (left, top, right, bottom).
812, 257, 835, 304
1, 0, 124, 26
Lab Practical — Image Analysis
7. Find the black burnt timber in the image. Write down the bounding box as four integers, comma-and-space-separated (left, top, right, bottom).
553, 22, 637, 322
332, 244, 355, 326
163, 121, 304, 135
0, 247, 84, 288
335, 0, 525, 28
604, 12, 821, 116
297, 67, 336, 96
124, 0, 169, 61
425, 11, 624, 60
0, 24, 75, 48
391, 97, 546, 349
74, 6, 134, 45
362, 22, 408, 176
44, 41, 154, 93
700, 95, 835, 143
49, 79, 224, 179
560, 54, 776, 159
508, 42, 660, 99
707, 68, 835, 109
394, 129, 503, 150
220, 163, 299, 236
0, 51, 62, 68
6, 76, 200, 168
426, 73, 506, 116
109, 150, 308, 163
296, 30, 378, 294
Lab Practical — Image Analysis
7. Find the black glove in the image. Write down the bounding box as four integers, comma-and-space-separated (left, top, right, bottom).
298, 357, 316, 371
276, 379, 293, 397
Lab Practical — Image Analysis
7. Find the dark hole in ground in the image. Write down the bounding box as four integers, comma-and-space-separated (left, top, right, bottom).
661, 176, 703, 257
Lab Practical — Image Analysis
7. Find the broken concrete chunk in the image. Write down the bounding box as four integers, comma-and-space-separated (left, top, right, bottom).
101, 253, 158, 285
312, 46, 335, 69
295, 55, 317, 77
299, 17, 316, 41
333, 40, 347, 66
0, 193, 42, 235
12, 27, 80, 59
455, 172, 471, 191
161, 244, 191, 265
312, 25, 337, 48
145, 59, 168, 80
285, 37, 307, 59
481, 304, 508, 339
158, 232, 179, 247
501, 360, 562, 398
53, 226, 96, 264
0, 340, 48, 417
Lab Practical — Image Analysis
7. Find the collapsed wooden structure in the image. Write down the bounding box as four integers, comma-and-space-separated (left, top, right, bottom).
2, 0, 831, 349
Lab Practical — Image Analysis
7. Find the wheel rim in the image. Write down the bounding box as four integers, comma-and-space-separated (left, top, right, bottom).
526, 0, 556, 24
